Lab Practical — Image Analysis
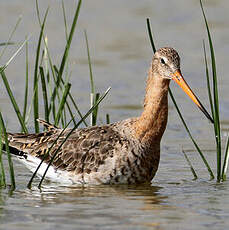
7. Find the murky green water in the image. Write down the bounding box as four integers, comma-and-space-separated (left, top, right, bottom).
0, 0, 229, 229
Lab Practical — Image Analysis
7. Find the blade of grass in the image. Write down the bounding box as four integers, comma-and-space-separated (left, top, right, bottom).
0, 70, 28, 133
0, 112, 15, 190
22, 38, 29, 123
1, 36, 30, 73
0, 126, 6, 188
222, 135, 229, 181
35, 0, 42, 26
203, 40, 214, 119
90, 93, 94, 126
84, 30, 95, 95
0, 42, 14, 46
182, 149, 198, 180
85, 30, 99, 125
92, 93, 100, 125
61, 1, 71, 96
0, 16, 22, 61
106, 114, 110, 124
33, 8, 49, 133
62, 0, 68, 41
146, 18, 156, 53
44, 36, 49, 77
24, 82, 39, 126
51, 97, 57, 123
54, 83, 71, 126
146, 18, 214, 179
61, 104, 67, 127
38, 87, 111, 188
39, 66, 49, 122
39, 50, 45, 68
200, 0, 221, 181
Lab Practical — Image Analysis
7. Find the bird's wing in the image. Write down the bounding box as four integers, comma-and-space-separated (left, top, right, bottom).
7, 120, 124, 174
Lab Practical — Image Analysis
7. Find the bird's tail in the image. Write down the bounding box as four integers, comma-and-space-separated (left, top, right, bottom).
3, 119, 59, 158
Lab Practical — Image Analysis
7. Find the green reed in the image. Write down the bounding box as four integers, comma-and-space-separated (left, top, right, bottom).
22, 39, 29, 124
182, 149, 198, 180
84, 30, 101, 126
222, 135, 229, 181
0, 126, 6, 188
0, 112, 15, 190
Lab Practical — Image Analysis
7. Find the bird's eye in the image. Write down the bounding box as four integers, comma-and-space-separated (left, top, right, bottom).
160, 58, 165, 64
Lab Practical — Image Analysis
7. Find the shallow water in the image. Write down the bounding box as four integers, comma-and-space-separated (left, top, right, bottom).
0, 0, 229, 229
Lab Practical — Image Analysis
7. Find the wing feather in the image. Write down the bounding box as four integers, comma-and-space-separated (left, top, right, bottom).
7, 123, 124, 176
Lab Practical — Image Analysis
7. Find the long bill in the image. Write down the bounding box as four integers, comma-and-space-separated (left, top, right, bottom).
172, 70, 214, 124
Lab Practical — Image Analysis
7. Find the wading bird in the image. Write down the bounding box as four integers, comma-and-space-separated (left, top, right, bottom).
6, 47, 213, 185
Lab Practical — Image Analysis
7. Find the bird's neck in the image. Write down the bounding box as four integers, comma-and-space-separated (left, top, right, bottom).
134, 72, 170, 144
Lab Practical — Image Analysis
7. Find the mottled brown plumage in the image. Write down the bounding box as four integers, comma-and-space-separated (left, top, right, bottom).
6, 47, 212, 185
